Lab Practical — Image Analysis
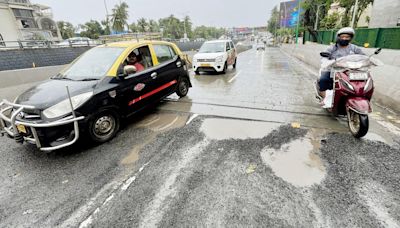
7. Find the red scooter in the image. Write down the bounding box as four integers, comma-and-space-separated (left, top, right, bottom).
316, 48, 382, 138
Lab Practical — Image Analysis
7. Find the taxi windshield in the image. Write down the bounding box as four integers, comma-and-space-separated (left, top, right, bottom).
57, 47, 125, 80
199, 42, 225, 53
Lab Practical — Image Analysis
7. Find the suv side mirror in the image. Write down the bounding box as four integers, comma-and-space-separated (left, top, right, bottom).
124, 65, 137, 76
374, 48, 382, 55
320, 52, 331, 58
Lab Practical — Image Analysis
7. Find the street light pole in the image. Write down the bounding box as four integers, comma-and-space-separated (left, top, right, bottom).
295, 0, 301, 44
351, 0, 359, 28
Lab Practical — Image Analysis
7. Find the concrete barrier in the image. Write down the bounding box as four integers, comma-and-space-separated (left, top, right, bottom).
281, 42, 400, 113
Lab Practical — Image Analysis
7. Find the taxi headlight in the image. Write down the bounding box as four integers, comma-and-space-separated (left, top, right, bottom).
216, 56, 224, 63
43, 92, 93, 119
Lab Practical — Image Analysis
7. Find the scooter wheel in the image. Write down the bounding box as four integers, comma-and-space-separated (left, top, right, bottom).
348, 111, 369, 138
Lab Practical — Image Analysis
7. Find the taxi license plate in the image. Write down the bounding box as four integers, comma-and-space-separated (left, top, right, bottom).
349, 72, 368, 80
200, 64, 211, 67
17, 124, 27, 134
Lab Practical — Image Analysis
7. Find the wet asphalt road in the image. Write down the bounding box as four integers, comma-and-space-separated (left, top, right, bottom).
1, 47, 400, 227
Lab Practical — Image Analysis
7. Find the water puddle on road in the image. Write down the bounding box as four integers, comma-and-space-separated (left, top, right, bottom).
200, 118, 280, 140
121, 113, 189, 165
260, 132, 326, 187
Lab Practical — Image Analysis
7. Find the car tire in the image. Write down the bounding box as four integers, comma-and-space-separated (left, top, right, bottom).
176, 77, 190, 98
194, 70, 200, 75
222, 62, 228, 74
88, 110, 120, 143
233, 58, 237, 69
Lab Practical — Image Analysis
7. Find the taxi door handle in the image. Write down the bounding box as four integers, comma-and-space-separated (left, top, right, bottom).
150, 72, 157, 79
176, 61, 182, 68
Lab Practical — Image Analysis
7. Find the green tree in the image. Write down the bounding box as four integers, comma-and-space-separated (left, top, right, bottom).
80, 20, 104, 39
320, 12, 341, 29
148, 19, 160, 32
159, 15, 183, 39
137, 18, 148, 32
129, 22, 138, 33
101, 19, 111, 35
267, 6, 280, 34
111, 2, 129, 32
57, 21, 75, 39
182, 16, 193, 38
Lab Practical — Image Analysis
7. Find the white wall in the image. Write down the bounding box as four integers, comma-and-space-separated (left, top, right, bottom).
0, 6, 20, 45
369, 0, 400, 28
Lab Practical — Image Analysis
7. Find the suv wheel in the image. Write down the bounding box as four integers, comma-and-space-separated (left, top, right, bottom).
233, 58, 237, 69
222, 62, 228, 74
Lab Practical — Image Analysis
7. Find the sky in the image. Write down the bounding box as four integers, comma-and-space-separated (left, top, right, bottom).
33, 0, 282, 28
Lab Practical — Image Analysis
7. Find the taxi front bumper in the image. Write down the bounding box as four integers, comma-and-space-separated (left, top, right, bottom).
0, 99, 85, 152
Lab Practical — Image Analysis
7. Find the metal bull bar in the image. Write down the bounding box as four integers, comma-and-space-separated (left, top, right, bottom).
0, 87, 85, 152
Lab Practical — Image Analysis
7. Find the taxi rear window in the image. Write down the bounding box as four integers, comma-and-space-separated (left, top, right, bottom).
153, 45, 176, 64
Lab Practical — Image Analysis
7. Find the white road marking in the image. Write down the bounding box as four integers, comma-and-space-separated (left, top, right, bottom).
139, 140, 210, 228
156, 116, 179, 131
62, 162, 151, 228
228, 70, 242, 83
186, 114, 199, 125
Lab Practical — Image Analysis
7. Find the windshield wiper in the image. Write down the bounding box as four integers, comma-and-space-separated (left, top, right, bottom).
51, 76, 74, 81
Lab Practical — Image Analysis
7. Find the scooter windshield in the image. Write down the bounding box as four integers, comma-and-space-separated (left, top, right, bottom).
333, 55, 382, 69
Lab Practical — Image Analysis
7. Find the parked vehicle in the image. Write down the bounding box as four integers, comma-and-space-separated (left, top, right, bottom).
57, 37, 97, 46
315, 48, 383, 138
192, 40, 237, 74
0, 41, 191, 151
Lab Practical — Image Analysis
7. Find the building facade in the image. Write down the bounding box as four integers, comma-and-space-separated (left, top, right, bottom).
0, 0, 61, 47
369, 0, 400, 28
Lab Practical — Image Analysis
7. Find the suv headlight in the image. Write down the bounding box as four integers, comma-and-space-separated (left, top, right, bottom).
43, 92, 93, 119
216, 56, 224, 63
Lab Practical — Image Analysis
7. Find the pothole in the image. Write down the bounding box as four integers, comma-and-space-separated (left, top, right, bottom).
200, 118, 279, 140
260, 133, 326, 187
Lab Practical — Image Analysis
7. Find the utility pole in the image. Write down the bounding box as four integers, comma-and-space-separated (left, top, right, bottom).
351, 0, 359, 28
295, 0, 301, 44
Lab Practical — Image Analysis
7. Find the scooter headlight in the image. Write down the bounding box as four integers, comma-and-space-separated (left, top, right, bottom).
340, 79, 355, 92
43, 92, 93, 119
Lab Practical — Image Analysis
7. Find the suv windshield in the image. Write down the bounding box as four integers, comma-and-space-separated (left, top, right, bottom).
56, 47, 125, 80
198, 42, 225, 53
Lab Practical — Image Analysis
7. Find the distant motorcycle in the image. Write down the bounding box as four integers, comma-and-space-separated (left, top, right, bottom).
315, 48, 383, 138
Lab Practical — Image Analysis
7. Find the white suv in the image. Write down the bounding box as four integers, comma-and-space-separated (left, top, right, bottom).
193, 40, 237, 74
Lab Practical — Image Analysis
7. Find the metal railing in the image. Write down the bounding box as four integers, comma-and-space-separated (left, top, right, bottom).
0, 39, 101, 50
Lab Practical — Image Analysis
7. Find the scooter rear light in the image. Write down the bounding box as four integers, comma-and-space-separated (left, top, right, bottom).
363, 78, 373, 92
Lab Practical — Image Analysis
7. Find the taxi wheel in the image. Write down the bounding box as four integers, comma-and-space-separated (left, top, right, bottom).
88, 110, 120, 143
176, 77, 190, 98
194, 70, 200, 75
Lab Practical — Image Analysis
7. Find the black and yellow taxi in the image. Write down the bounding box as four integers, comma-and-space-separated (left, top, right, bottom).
0, 40, 191, 151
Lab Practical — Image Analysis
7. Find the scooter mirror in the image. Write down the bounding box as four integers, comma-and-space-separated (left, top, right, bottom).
374, 48, 382, 55
320, 52, 331, 58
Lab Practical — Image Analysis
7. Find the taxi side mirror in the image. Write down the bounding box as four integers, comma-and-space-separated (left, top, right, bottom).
123, 65, 137, 76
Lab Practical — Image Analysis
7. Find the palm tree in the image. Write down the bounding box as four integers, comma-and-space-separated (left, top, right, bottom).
111, 2, 129, 32
137, 18, 148, 32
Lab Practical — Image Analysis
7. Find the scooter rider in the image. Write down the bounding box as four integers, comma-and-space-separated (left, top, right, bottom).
318, 27, 365, 98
